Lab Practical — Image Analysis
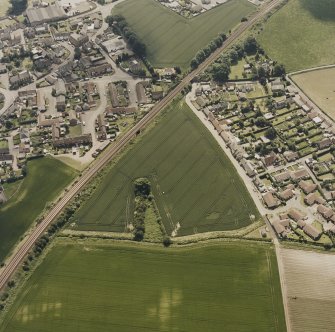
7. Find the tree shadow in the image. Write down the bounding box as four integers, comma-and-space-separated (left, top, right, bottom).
300, 0, 335, 21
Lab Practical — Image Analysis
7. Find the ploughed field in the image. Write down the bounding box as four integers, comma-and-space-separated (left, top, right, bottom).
281, 248, 335, 332
113, 0, 255, 69
291, 67, 335, 120
74, 100, 260, 236
258, 0, 335, 72
0, 240, 286, 332
0, 157, 77, 263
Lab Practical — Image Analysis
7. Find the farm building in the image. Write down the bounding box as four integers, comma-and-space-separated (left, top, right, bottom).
26, 4, 67, 26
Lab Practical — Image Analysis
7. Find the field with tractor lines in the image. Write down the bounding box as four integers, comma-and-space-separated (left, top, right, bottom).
0, 157, 77, 263
281, 247, 335, 332
0, 240, 286, 332
73, 99, 260, 236
258, 0, 335, 71
113, 0, 255, 69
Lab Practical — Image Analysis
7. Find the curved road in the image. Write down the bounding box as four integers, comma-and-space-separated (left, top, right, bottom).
0, 0, 284, 290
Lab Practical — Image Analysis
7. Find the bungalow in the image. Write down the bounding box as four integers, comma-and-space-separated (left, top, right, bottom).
136, 82, 148, 105
288, 209, 306, 222
96, 114, 107, 141
151, 85, 164, 100
283, 151, 299, 162
272, 219, 290, 238
317, 138, 332, 150
279, 188, 294, 201
56, 95, 66, 112
0, 154, 13, 165
241, 158, 256, 178
105, 107, 136, 117
9, 71, 32, 89
299, 180, 317, 194
69, 33, 89, 47
273, 171, 291, 183
263, 192, 280, 209
291, 168, 309, 181
262, 151, 278, 167
303, 224, 322, 240
317, 204, 334, 220
87, 63, 112, 77
53, 134, 92, 148
38, 114, 62, 128
304, 193, 326, 206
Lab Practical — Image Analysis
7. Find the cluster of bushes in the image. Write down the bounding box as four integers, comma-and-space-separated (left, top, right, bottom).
8, 0, 27, 15
133, 178, 151, 241
190, 33, 227, 69
105, 15, 146, 57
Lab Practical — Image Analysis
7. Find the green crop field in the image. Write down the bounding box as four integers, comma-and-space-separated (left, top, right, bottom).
291, 67, 335, 119
74, 99, 260, 236
0, 240, 286, 332
0, 157, 76, 263
258, 0, 335, 72
113, 0, 255, 69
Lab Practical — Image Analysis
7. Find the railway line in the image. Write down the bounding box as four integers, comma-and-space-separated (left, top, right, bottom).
0, 0, 284, 291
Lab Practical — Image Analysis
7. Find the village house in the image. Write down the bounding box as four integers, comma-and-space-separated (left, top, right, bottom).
262, 151, 278, 168
299, 180, 317, 194
273, 171, 291, 183
96, 114, 107, 141
303, 223, 322, 241
69, 33, 89, 47
272, 219, 290, 238
53, 134, 92, 148
304, 193, 326, 206
291, 168, 309, 181
0, 154, 13, 165
317, 204, 334, 220
288, 209, 307, 222
151, 85, 164, 100
9, 71, 32, 89
279, 188, 295, 201
263, 192, 280, 209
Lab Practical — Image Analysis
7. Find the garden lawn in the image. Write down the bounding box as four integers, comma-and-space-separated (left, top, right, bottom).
113, 0, 255, 69
0, 157, 77, 263
258, 0, 335, 72
74, 99, 260, 236
0, 240, 286, 332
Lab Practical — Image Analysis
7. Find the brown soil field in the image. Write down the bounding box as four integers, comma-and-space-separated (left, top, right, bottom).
281, 247, 335, 332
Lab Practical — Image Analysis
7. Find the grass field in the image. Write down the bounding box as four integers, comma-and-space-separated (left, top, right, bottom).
258, 0, 335, 72
0, 240, 286, 332
281, 248, 335, 332
291, 67, 335, 119
113, 0, 255, 69
0, 0, 10, 16
0, 157, 77, 263
74, 99, 260, 236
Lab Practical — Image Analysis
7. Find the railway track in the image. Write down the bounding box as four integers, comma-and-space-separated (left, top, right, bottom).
0, 0, 284, 291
